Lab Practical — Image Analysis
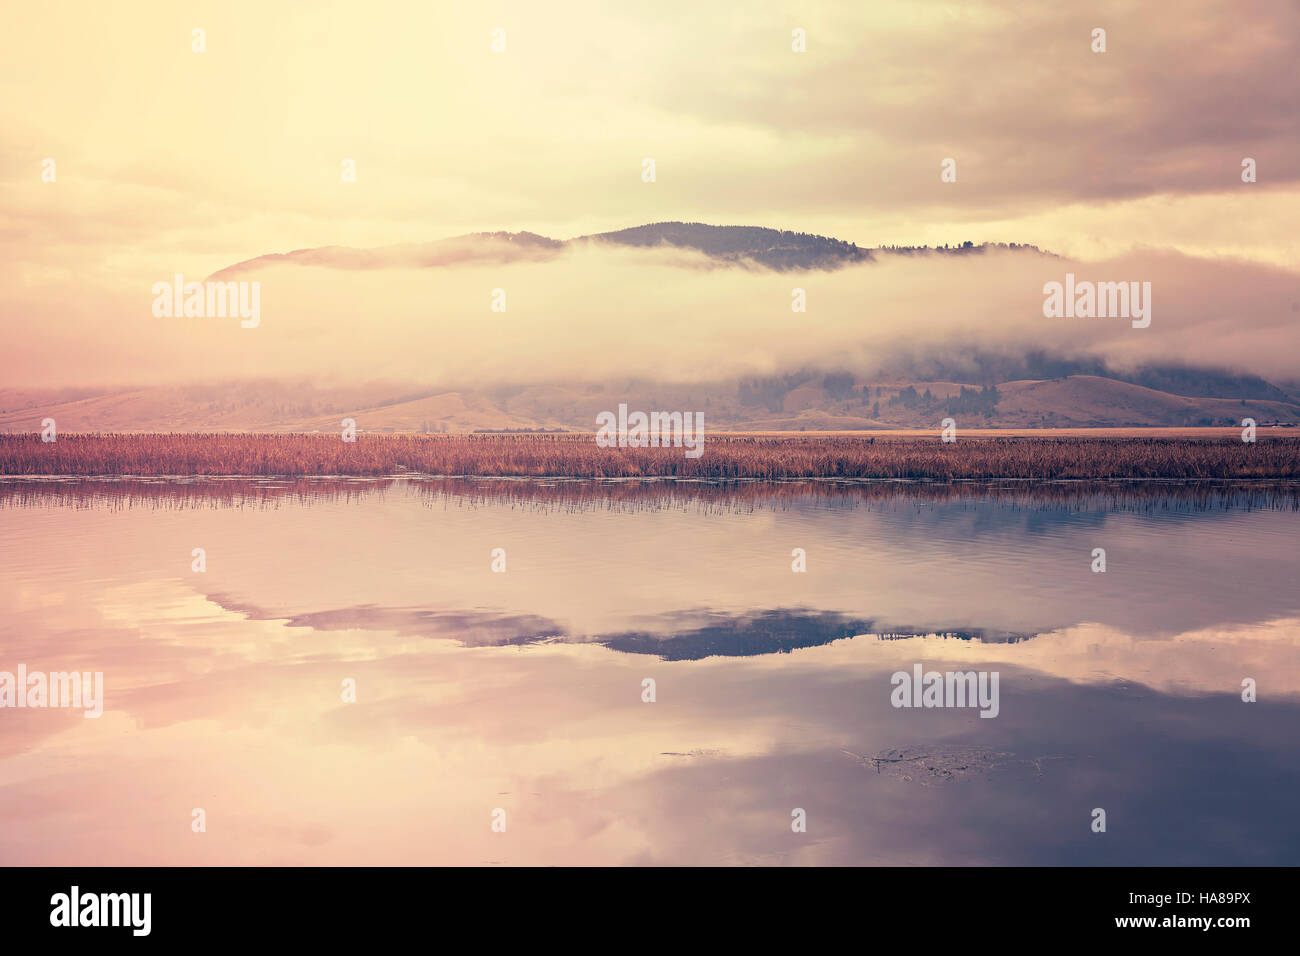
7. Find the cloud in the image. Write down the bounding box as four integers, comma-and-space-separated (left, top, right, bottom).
1, 0, 1298, 285
3, 239, 1298, 388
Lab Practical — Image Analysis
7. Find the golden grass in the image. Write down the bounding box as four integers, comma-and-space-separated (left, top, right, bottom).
2, 432, 1299, 480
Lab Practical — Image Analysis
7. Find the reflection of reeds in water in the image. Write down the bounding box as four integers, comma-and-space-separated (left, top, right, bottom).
3, 474, 1299, 515
3, 433, 1300, 479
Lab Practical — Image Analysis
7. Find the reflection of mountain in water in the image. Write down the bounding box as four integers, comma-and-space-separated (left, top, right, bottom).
208, 596, 1034, 660
598, 609, 1032, 661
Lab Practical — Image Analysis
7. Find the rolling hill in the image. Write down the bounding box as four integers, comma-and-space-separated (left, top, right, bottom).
3, 372, 1297, 433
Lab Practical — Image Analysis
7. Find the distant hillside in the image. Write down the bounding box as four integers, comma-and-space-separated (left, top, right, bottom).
4, 371, 1298, 433
209, 221, 1052, 278
994, 376, 1300, 428
577, 222, 870, 270
884, 351, 1296, 404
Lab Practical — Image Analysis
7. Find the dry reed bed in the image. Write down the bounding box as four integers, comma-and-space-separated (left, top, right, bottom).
1, 433, 1298, 480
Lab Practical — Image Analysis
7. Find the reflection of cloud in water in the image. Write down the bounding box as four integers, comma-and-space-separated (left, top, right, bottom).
217, 598, 569, 648
198, 593, 1300, 697
2, 477, 1299, 864
1, 565, 1297, 864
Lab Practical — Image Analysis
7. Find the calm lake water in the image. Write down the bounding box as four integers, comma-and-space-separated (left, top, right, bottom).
2, 478, 1298, 865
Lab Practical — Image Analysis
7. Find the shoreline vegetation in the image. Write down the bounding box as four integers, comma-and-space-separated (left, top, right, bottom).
2, 433, 1299, 480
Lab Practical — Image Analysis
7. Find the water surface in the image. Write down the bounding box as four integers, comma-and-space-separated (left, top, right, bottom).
1, 478, 1297, 864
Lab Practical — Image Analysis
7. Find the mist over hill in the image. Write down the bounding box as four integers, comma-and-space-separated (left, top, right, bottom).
210, 221, 1051, 279
4, 356, 1297, 433
10, 221, 1298, 416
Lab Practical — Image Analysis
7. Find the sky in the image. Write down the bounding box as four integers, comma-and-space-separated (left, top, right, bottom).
1, 0, 1297, 388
